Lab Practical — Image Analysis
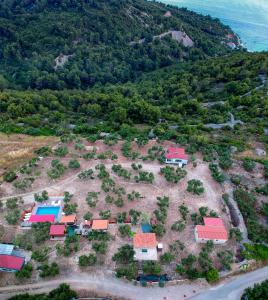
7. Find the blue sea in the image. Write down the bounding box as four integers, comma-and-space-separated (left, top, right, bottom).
158, 0, 268, 52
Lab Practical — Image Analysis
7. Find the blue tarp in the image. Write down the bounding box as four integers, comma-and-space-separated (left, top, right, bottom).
141, 223, 152, 233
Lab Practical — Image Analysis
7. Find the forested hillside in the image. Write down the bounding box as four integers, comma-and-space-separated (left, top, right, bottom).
0, 0, 236, 89
0, 51, 268, 143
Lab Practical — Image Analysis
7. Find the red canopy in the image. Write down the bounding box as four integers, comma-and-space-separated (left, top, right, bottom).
29, 215, 55, 223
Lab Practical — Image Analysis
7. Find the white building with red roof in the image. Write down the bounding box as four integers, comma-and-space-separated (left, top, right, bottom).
195, 217, 228, 244
194, 217, 228, 244
133, 233, 158, 261
165, 146, 188, 166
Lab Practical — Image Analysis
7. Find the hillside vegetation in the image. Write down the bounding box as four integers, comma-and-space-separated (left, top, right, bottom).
0, 51, 268, 143
0, 0, 235, 89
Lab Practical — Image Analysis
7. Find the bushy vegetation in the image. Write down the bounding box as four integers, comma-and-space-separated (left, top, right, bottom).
79, 254, 97, 267
241, 279, 268, 300
8, 284, 77, 300
187, 179, 204, 195
160, 166, 187, 183
234, 189, 268, 243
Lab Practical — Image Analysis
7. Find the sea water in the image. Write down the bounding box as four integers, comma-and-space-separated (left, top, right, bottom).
158, 0, 268, 52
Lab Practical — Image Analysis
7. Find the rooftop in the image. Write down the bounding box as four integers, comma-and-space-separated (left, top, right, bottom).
0, 255, 24, 271
165, 146, 188, 160
29, 214, 55, 223
134, 233, 157, 248
204, 217, 224, 227
60, 215, 76, 224
0, 244, 14, 256
196, 217, 228, 241
92, 219, 109, 230
50, 225, 66, 236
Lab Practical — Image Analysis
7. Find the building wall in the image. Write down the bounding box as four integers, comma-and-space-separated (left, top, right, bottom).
134, 247, 158, 261
165, 158, 188, 165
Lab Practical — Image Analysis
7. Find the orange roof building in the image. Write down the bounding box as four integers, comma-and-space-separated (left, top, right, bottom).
133, 233, 158, 261
60, 215, 77, 224
92, 220, 109, 231
195, 217, 228, 244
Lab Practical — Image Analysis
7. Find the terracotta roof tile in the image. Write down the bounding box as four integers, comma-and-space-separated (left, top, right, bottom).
60, 215, 76, 223
50, 225, 66, 236
134, 233, 157, 248
92, 220, 109, 230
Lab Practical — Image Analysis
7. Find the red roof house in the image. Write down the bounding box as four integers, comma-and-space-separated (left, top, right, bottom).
0, 255, 25, 272
50, 225, 66, 240
195, 217, 228, 244
165, 146, 188, 165
133, 233, 158, 261
29, 215, 55, 223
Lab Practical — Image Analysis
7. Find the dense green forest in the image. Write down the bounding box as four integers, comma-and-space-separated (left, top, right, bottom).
0, 0, 236, 89
0, 51, 268, 145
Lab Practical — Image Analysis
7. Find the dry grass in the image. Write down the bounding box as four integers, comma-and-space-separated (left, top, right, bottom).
0, 133, 58, 175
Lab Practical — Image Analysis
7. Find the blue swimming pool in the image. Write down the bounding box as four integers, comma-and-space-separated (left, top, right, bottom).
36, 206, 60, 216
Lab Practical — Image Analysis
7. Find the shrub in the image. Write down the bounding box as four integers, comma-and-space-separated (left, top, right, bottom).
229, 228, 243, 242
63, 202, 77, 215
79, 254, 97, 267
31, 248, 49, 262
209, 164, 225, 183
230, 174, 242, 186
39, 262, 59, 278
206, 268, 219, 283
54, 146, 68, 157
5, 209, 20, 225
99, 210, 111, 219
78, 169, 94, 180
13, 178, 34, 190
171, 220, 186, 232
68, 159, 80, 169
243, 158, 256, 172
242, 279, 268, 300
47, 160, 65, 179
242, 243, 268, 261
160, 166, 187, 183
15, 264, 33, 280
134, 171, 154, 183
179, 204, 189, 220
116, 263, 137, 280
86, 192, 99, 208
187, 179, 204, 195
83, 211, 93, 220
142, 261, 162, 275
3, 170, 17, 182
6, 197, 19, 209
112, 245, 134, 264
119, 225, 132, 237
92, 241, 108, 254
34, 190, 49, 202
152, 224, 166, 237
32, 222, 50, 243
160, 252, 174, 264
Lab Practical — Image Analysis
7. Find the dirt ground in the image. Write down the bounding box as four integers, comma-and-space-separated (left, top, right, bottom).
0, 139, 237, 287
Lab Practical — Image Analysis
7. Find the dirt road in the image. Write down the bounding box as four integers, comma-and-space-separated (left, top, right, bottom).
0, 272, 207, 300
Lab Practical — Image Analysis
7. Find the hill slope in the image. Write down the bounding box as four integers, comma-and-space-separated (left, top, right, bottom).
0, 0, 237, 89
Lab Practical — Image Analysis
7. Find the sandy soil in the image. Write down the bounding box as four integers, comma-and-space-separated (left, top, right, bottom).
0, 139, 236, 287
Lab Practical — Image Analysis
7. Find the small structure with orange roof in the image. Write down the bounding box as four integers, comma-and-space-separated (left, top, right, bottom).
133, 233, 158, 261
50, 224, 66, 240
194, 217, 228, 244
60, 214, 77, 225
92, 220, 109, 232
